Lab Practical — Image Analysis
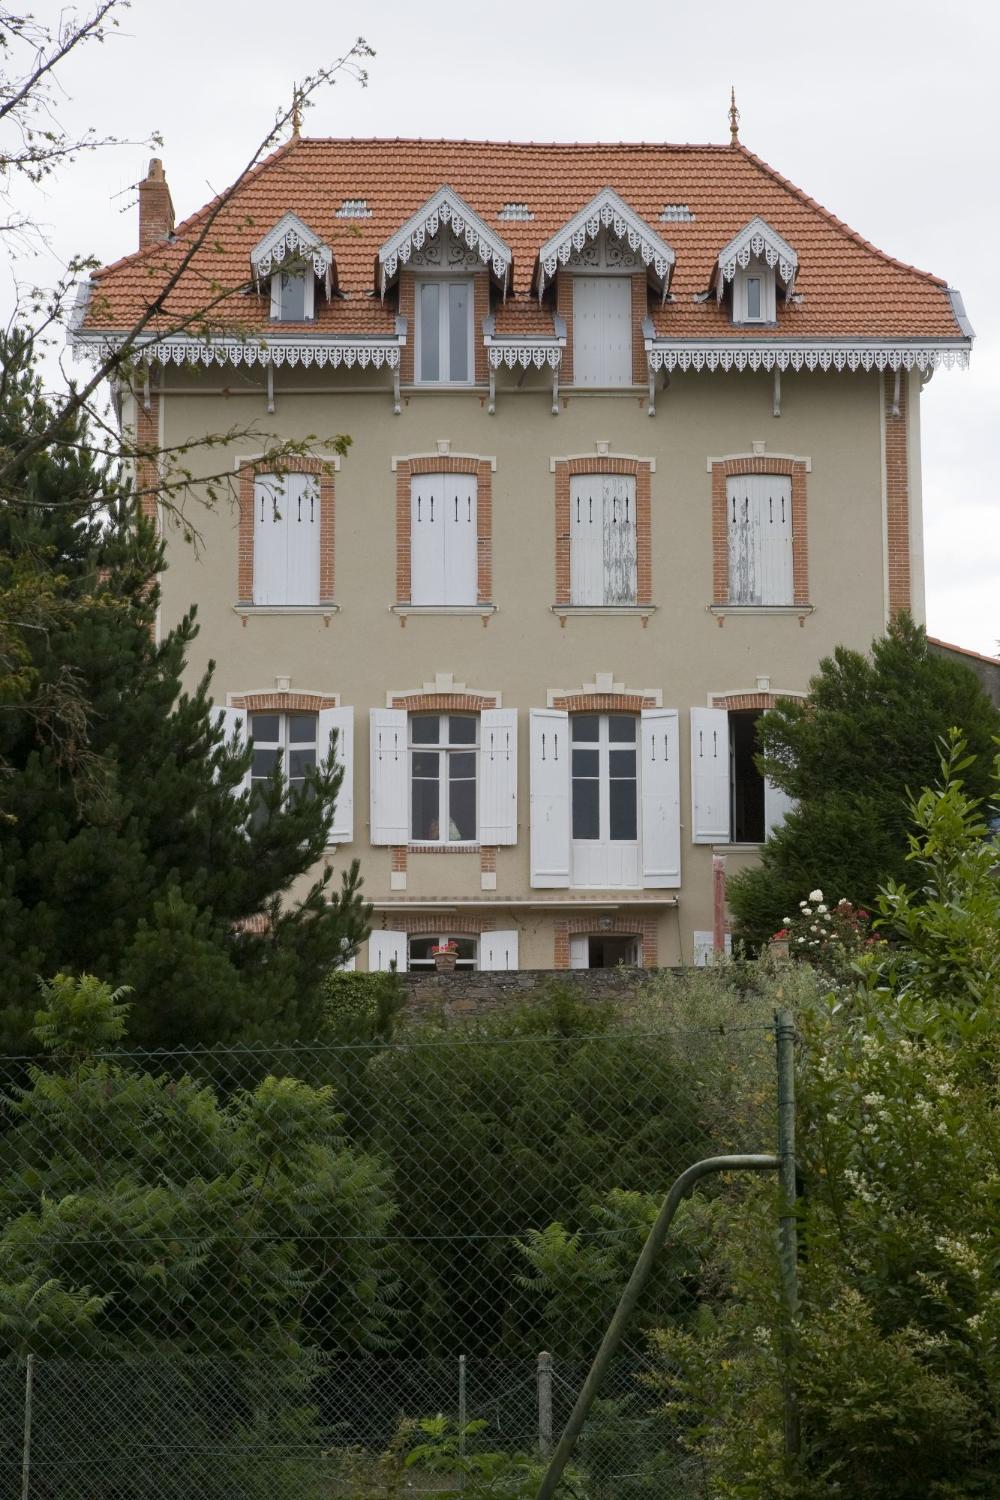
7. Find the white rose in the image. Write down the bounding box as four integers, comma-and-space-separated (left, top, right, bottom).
817, 903, 828, 914
809, 888, 823, 902
783, 918, 792, 926
801, 907, 812, 917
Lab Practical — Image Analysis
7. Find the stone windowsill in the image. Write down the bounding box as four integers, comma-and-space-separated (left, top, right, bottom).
708, 604, 814, 617
551, 605, 657, 619
234, 603, 340, 616
391, 604, 498, 618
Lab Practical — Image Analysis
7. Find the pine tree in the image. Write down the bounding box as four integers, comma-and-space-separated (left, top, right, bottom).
0, 331, 369, 1048
727, 615, 1000, 946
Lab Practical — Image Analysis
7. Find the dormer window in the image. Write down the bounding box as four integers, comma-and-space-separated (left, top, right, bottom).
416, 279, 473, 384
271, 269, 313, 323
732, 261, 775, 325
715, 216, 798, 327
251, 212, 333, 323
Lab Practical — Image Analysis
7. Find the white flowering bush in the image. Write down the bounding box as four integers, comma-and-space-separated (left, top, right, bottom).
773, 887, 879, 980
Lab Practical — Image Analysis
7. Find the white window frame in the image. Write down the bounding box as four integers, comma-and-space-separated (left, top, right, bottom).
248, 710, 318, 810
570, 712, 641, 889
270, 269, 315, 322
414, 277, 475, 385
732, 263, 776, 325
409, 713, 480, 845
407, 933, 479, 970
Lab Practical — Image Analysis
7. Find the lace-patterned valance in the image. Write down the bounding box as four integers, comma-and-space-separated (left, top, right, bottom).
645, 342, 969, 374
716, 217, 798, 288
378, 187, 512, 296
74, 334, 401, 370
535, 189, 675, 298
251, 213, 334, 295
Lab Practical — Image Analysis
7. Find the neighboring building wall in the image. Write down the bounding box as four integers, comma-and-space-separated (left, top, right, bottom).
928, 638, 1000, 708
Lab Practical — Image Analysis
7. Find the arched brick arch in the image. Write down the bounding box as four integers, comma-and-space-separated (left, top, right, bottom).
553, 916, 658, 969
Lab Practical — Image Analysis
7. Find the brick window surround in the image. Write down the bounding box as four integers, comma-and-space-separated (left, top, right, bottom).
553, 456, 654, 606
376, 913, 496, 936
237, 456, 336, 605
393, 457, 495, 604
551, 692, 657, 713
884, 371, 911, 616
228, 691, 338, 712
398, 270, 490, 387
554, 916, 659, 970
709, 455, 809, 606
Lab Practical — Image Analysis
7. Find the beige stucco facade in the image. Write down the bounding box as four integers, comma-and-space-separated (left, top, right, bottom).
137, 357, 921, 970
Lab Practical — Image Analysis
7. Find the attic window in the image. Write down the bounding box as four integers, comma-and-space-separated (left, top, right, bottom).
498, 202, 534, 221
661, 204, 695, 222
336, 198, 372, 219
271, 271, 314, 322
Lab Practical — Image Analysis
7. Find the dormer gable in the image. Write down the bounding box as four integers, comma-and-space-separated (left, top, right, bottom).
251, 213, 334, 321
714, 216, 798, 323
534, 189, 676, 302
378, 187, 512, 297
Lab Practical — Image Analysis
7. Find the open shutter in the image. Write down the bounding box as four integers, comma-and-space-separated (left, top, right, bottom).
370, 708, 408, 845
481, 930, 518, 971
253, 474, 287, 604
214, 705, 250, 794
569, 935, 590, 969
443, 475, 477, 606
570, 475, 604, 604
603, 475, 637, 605
410, 474, 444, 604
369, 930, 406, 972
319, 706, 354, 844
479, 708, 518, 845
529, 708, 570, 888
285, 473, 321, 605
640, 708, 680, 887
757, 475, 793, 606
764, 777, 795, 840
690, 707, 730, 843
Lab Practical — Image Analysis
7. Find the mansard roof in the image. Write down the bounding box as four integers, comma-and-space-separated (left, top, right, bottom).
79, 136, 968, 347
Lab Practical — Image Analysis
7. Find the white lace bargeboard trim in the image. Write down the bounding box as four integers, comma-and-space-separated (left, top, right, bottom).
537, 191, 675, 294
75, 336, 401, 370
250, 214, 333, 287
379, 190, 511, 295
717, 218, 797, 286
646, 343, 970, 373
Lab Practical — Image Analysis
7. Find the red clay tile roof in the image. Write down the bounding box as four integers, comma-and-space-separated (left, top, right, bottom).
82, 137, 966, 342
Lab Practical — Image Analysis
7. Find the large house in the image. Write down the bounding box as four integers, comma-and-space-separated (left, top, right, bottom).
72, 118, 973, 971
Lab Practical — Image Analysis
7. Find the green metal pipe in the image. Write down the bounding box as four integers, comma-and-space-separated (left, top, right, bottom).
775, 1008, 801, 1458
533, 1153, 781, 1500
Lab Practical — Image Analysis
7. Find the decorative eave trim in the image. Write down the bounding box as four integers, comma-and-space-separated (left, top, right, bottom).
535, 188, 675, 297
645, 338, 971, 373
716, 216, 798, 291
378, 186, 512, 296
250, 212, 334, 294
72, 330, 404, 370
484, 337, 564, 370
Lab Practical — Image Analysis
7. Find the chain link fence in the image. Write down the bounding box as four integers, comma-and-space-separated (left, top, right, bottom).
0, 985, 782, 1497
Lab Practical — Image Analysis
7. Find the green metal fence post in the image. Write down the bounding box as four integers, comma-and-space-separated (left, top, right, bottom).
20, 1354, 34, 1500
775, 1008, 801, 1460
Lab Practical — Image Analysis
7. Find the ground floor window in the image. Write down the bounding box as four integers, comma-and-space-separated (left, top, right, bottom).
569, 933, 641, 968
407, 934, 478, 970
729, 710, 765, 843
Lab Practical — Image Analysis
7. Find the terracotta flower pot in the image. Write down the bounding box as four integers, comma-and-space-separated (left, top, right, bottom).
433, 951, 458, 973
768, 937, 790, 961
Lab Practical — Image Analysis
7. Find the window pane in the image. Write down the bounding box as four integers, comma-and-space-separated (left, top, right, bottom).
279, 273, 306, 321
448, 715, 477, 745
449, 751, 477, 781
448, 282, 470, 382
572, 714, 600, 743
288, 748, 316, 780
412, 775, 440, 840
419, 283, 440, 380
408, 937, 436, 966
746, 277, 761, 319
448, 777, 477, 840
572, 777, 600, 840
572, 748, 599, 778
608, 715, 637, 743
252, 747, 281, 779
452, 937, 477, 965
412, 751, 439, 779
250, 714, 280, 743
288, 715, 317, 744
609, 779, 637, 840
609, 750, 636, 778
411, 715, 440, 745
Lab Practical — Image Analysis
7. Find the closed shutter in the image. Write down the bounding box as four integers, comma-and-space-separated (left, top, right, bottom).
369, 930, 406, 972
284, 473, 321, 605
690, 707, 731, 843
570, 476, 605, 604
727, 475, 792, 606
214, 705, 250, 794
410, 474, 444, 604
369, 708, 408, 844
318, 706, 354, 844
479, 708, 518, 845
640, 709, 680, 887
603, 475, 637, 604
764, 777, 795, 839
253, 474, 286, 604
602, 278, 632, 386
693, 931, 733, 967
529, 708, 570, 888
481, 930, 519, 971
569, 934, 590, 969
573, 277, 605, 387
443, 475, 477, 605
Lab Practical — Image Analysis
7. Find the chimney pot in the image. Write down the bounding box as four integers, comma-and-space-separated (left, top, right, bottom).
139, 157, 174, 249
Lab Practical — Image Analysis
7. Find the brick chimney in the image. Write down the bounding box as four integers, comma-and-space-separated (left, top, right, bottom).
138, 158, 174, 249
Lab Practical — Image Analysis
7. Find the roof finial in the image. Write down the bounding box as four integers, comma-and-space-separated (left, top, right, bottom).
291, 84, 302, 141
729, 86, 740, 147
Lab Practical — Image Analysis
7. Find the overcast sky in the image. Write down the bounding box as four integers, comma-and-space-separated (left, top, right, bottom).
8, 0, 998, 654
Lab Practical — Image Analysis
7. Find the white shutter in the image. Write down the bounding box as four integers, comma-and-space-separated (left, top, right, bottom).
758, 475, 793, 606
481, 930, 518, 971
253, 474, 287, 604
410, 474, 444, 604
479, 708, 518, 845
529, 708, 570, 888
602, 278, 632, 386
690, 707, 731, 844
369, 708, 408, 845
570, 475, 604, 604
369, 930, 406, 972
693, 931, 733, 967
572, 277, 604, 386
569, 934, 590, 968
284, 473, 321, 605
603, 474, 637, 605
319, 707, 354, 844
640, 709, 680, 888
214, 705, 251, 794
764, 777, 795, 839
443, 475, 477, 606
